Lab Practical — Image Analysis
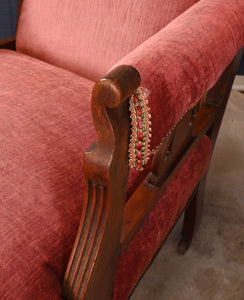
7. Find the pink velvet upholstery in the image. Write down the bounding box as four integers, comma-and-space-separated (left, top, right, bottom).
0, 48, 212, 298
113, 0, 244, 149
17, 0, 244, 152
0, 50, 96, 299
16, 0, 199, 81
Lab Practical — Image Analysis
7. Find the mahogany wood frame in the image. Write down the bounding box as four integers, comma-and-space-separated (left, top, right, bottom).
1, 1, 242, 299
62, 65, 140, 300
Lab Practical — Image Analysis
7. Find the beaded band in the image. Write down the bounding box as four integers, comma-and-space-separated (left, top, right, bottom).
129, 87, 152, 170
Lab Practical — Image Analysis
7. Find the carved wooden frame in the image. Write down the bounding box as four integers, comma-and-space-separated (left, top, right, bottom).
62, 65, 140, 300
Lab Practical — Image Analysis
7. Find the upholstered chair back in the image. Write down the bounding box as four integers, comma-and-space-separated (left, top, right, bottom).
16, 0, 199, 81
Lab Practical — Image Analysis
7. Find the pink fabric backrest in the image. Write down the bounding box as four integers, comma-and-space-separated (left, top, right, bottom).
16, 0, 199, 81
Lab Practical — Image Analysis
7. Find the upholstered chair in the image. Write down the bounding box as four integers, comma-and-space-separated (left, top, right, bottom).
0, 0, 243, 299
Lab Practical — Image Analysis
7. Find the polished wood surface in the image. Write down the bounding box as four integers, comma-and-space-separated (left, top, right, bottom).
63, 65, 140, 300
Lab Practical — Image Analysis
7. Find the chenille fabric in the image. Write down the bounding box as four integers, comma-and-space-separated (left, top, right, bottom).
0, 50, 96, 299
16, 0, 199, 81
0, 50, 212, 299
113, 0, 244, 149
17, 0, 244, 152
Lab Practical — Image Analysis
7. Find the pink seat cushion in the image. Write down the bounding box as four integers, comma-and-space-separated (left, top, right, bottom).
0, 50, 96, 299
0, 50, 212, 299
16, 0, 199, 81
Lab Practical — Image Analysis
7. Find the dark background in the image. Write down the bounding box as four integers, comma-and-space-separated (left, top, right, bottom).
0, 0, 18, 39
0, 0, 243, 74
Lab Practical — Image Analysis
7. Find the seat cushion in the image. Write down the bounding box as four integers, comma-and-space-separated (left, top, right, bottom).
0, 50, 212, 299
0, 50, 96, 299
16, 0, 199, 81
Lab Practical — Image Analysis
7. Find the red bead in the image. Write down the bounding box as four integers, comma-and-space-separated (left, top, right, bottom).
137, 161, 142, 169
134, 94, 139, 103
137, 152, 142, 160
137, 142, 142, 151
137, 106, 142, 116
138, 132, 143, 141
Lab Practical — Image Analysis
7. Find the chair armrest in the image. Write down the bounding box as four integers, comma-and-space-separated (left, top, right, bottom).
0, 37, 16, 50
113, 0, 244, 149
63, 65, 140, 300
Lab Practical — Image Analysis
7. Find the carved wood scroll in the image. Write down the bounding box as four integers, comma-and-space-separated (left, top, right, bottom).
62, 65, 140, 300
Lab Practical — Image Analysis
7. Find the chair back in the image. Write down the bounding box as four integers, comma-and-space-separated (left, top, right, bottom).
17, 0, 199, 80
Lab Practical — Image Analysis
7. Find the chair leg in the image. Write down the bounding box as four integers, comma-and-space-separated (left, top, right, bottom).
177, 173, 208, 255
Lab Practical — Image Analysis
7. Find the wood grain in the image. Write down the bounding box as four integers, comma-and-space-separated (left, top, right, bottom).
62, 65, 140, 300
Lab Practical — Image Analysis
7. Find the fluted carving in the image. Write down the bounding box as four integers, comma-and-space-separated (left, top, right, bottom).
62, 65, 140, 300
63, 181, 107, 299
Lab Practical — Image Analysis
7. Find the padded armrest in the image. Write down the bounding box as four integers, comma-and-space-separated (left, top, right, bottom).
0, 37, 16, 50
113, 0, 244, 149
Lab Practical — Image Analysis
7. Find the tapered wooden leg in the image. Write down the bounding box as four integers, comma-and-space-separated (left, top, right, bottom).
177, 173, 208, 255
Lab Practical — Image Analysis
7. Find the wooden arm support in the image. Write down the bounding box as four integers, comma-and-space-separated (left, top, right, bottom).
0, 37, 16, 50
62, 65, 140, 300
